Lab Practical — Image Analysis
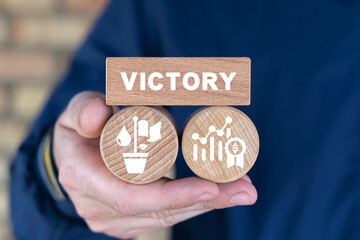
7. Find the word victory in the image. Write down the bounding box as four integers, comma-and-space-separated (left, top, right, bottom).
120, 72, 236, 91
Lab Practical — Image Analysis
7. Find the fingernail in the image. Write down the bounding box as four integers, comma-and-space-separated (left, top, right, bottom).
229, 192, 253, 206
197, 193, 217, 202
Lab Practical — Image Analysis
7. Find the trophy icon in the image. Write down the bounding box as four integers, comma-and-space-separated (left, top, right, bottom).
116, 116, 162, 173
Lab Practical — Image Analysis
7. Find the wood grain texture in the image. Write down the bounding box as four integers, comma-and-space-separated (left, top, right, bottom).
182, 106, 259, 183
100, 106, 178, 184
106, 57, 250, 106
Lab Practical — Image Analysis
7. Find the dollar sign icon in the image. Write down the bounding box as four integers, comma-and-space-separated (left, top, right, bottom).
232, 142, 239, 154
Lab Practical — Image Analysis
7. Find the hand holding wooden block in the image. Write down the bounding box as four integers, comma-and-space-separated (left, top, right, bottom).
100, 106, 178, 184
103, 57, 258, 184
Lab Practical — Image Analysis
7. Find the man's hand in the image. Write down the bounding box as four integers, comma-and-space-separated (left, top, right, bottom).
53, 91, 257, 239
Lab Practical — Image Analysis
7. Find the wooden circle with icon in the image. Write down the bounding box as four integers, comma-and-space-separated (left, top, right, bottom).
100, 106, 178, 184
182, 106, 259, 183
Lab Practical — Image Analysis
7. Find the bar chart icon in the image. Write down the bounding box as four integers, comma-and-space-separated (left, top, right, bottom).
191, 116, 246, 168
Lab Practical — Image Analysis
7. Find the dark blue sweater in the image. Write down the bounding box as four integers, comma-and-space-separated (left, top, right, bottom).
10, 0, 360, 239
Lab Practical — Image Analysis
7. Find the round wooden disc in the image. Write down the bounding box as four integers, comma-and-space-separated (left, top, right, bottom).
182, 106, 259, 183
100, 106, 178, 184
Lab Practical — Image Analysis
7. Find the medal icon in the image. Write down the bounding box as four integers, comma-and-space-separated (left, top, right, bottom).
225, 137, 246, 168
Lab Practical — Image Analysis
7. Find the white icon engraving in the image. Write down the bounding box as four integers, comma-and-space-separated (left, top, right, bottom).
116, 116, 162, 173
192, 117, 246, 168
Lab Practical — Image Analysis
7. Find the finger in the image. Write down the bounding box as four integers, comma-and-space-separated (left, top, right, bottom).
169, 175, 256, 213
91, 174, 220, 216
201, 177, 257, 208
78, 151, 255, 217
86, 216, 158, 239
56, 137, 220, 217
58, 91, 113, 138
139, 176, 257, 219
77, 178, 256, 236
86, 208, 208, 238
241, 175, 252, 183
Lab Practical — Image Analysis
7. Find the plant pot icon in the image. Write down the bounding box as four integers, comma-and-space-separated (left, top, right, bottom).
123, 153, 148, 173
116, 116, 162, 174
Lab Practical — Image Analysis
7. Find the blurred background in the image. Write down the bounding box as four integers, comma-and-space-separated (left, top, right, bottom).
0, 0, 109, 238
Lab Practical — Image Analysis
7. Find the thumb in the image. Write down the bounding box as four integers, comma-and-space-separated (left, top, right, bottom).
58, 91, 114, 138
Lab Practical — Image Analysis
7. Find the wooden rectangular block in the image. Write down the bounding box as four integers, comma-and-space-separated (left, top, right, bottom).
106, 57, 250, 106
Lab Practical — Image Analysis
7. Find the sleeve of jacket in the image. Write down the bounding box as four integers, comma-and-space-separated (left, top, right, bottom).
9, 1, 152, 239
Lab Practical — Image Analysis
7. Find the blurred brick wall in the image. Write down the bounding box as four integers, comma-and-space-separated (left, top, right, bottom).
0, 0, 109, 238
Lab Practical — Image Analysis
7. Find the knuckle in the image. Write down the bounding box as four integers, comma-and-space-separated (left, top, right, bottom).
201, 200, 216, 210
58, 165, 76, 190
86, 220, 137, 239
164, 200, 182, 210
86, 221, 106, 234
149, 210, 164, 219
113, 197, 134, 216
150, 211, 177, 227
75, 206, 89, 219
75, 206, 98, 220
69, 92, 90, 109
158, 215, 178, 227
88, 224, 103, 234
